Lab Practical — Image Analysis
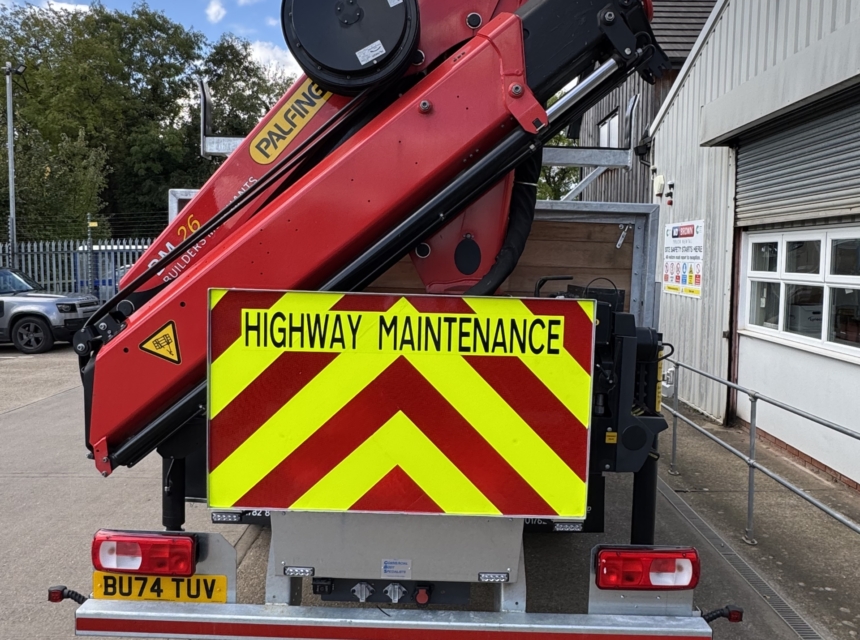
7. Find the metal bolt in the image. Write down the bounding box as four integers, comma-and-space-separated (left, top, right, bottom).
624, 47, 632, 55
101, 471, 109, 477
604, 11, 615, 23
419, 100, 432, 113
76, 343, 86, 353
98, 322, 107, 331
102, 457, 109, 463
510, 84, 524, 97
604, 464, 611, 470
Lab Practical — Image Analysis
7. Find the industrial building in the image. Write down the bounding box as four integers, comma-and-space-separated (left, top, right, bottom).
649, 0, 860, 488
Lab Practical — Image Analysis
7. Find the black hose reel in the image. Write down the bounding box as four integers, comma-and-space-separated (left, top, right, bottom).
282, 0, 421, 95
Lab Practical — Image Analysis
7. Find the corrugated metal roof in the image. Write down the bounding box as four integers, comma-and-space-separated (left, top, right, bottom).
652, 0, 719, 63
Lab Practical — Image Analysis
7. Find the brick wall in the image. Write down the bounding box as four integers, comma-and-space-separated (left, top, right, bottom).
731, 417, 860, 493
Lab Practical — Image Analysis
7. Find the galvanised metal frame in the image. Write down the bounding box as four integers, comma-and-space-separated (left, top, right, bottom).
199, 79, 243, 159
75, 601, 713, 638
533, 200, 661, 330
663, 359, 860, 544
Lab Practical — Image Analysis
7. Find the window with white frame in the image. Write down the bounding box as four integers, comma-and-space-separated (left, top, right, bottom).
598, 112, 619, 148
744, 228, 860, 353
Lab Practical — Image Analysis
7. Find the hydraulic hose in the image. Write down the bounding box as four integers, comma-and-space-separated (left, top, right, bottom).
466, 146, 542, 295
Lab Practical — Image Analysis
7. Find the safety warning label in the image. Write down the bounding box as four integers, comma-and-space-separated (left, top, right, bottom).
663, 220, 705, 298
140, 321, 181, 364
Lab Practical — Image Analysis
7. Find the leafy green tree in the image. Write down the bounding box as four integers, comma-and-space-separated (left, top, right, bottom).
538, 132, 580, 201
203, 36, 295, 137
537, 93, 580, 201
0, 119, 110, 241
0, 2, 294, 240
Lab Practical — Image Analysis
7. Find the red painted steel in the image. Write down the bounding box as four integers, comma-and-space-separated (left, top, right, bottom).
89, 15, 543, 466
77, 617, 707, 640
413, 177, 514, 293
125, 83, 350, 295
126, 0, 528, 298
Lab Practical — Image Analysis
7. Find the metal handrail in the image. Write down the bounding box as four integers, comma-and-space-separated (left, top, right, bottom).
670, 359, 860, 442
663, 358, 860, 543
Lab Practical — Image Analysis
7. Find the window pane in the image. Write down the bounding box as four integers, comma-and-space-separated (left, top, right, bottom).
829, 287, 860, 348
785, 240, 821, 274
599, 122, 609, 148
609, 115, 619, 148
784, 284, 824, 338
751, 242, 778, 272
831, 238, 860, 277
749, 281, 780, 329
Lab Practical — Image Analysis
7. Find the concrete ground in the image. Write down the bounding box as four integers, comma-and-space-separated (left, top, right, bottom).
1, 346, 856, 639
0, 343, 81, 413
661, 405, 860, 640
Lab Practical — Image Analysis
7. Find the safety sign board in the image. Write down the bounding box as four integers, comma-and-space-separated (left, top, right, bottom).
207, 291, 595, 518
140, 321, 181, 364
663, 220, 705, 298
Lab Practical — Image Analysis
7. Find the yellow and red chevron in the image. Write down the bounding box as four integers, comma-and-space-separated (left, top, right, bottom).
207, 291, 595, 518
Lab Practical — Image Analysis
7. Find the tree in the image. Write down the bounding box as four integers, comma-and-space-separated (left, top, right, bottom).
0, 120, 110, 241
537, 94, 580, 201
0, 2, 295, 240
202, 36, 294, 137
538, 132, 580, 201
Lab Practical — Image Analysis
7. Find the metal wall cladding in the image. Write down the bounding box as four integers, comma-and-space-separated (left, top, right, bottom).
737, 102, 860, 226
650, 0, 860, 420
579, 75, 670, 205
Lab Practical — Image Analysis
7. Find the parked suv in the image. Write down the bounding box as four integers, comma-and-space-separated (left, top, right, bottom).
0, 268, 100, 354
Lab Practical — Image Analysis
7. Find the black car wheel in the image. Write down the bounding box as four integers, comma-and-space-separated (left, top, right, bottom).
12, 316, 55, 354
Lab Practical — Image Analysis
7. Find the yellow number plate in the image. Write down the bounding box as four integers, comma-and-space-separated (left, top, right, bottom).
93, 571, 228, 603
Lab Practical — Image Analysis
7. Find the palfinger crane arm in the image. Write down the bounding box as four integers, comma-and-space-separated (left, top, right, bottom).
75, 0, 668, 478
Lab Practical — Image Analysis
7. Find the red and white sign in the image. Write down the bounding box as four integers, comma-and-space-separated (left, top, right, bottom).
663, 220, 705, 299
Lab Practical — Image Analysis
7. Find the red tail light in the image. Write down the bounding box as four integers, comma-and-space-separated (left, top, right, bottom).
642, 0, 654, 21
596, 547, 700, 590
92, 530, 197, 577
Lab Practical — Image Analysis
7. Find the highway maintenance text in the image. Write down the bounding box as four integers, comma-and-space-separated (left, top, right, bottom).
241, 310, 564, 356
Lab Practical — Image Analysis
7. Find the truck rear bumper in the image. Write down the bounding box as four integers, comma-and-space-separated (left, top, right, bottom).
75, 601, 712, 639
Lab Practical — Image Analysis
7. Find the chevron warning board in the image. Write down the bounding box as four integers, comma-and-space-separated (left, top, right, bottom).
207, 290, 595, 518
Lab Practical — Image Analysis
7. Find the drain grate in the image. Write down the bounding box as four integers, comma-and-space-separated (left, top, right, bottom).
658, 478, 823, 640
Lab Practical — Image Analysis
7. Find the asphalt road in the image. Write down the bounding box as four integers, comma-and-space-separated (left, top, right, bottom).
0, 346, 838, 639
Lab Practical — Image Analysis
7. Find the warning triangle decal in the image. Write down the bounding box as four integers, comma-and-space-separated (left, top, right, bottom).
140, 321, 181, 365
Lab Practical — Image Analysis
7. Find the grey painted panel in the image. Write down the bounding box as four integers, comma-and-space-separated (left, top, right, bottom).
649, 0, 860, 420
737, 101, 860, 226
700, 17, 860, 145
652, 0, 859, 137
270, 512, 524, 583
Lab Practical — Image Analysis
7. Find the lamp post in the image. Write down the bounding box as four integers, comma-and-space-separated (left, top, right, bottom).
5, 62, 25, 269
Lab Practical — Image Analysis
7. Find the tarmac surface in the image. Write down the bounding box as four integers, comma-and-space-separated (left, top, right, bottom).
1, 344, 858, 639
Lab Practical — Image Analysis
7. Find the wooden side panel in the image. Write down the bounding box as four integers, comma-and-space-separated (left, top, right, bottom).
367, 221, 633, 309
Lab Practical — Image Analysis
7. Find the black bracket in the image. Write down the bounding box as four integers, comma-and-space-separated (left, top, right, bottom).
599, 3, 638, 62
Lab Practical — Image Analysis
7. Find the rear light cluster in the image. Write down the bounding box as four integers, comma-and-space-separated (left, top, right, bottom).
92, 530, 197, 577
596, 547, 700, 590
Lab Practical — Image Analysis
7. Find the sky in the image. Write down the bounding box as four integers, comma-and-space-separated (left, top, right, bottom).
5, 0, 302, 76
